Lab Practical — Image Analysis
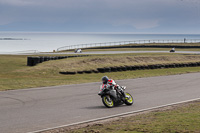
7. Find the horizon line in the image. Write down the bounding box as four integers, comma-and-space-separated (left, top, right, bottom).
1, 31, 200, 35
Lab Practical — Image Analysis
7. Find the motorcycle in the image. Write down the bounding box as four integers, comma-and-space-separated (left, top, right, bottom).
170, 50, 175, 53
170, 48, 175, 53
98, 85, 134, 108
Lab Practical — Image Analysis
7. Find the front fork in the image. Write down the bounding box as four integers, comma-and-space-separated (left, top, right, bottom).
105, 95, 112, 102
115, 87, 126, 98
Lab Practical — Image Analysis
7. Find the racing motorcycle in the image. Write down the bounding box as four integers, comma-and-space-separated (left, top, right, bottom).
98, 85, 134, 108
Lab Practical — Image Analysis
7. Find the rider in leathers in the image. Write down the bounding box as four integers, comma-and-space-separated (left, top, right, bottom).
102, 76, 126, 100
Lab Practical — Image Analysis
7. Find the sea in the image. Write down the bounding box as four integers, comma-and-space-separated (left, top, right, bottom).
0, 32, 200, 53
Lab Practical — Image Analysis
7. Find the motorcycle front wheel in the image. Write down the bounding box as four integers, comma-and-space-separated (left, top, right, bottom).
124, 92, 134, 105
102, 95, 114, 108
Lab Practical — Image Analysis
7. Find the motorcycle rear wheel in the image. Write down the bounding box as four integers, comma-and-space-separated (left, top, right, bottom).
102, 95, 114, 108
124, 92, 134, 105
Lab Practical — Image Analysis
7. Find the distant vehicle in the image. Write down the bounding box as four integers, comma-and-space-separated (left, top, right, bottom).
75, 48, 82, 53
98, 85, 133, 108
170, 48, 175, 53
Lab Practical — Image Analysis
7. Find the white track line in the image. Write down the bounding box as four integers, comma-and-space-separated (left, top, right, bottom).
28, 97, 200, 133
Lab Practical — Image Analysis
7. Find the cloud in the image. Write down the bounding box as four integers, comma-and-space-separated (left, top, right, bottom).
109, 18, 160, 30
0, 0, 35, 6
0, 0, 199, 32
132, 19, 160, 29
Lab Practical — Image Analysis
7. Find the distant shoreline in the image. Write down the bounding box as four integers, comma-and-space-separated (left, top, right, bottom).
0, 33, 199, 53
0, 38, 28, 40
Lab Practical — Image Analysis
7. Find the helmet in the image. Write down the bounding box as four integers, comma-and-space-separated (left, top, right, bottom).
102, 76, 109, 84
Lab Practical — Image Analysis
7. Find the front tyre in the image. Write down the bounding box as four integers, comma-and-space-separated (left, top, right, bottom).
102, 96, 114, 108
124, 92, 134, 105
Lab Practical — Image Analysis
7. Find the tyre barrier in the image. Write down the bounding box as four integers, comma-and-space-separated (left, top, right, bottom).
39, 56, 44, 63
116, 67, 123, 71
92, 70, 99, 73
59, 71, 76, 75
121, 66, 127, 71
97, 68, 105, 73
131, 66, 136, 70
110, 67, 117, 72
27, 55, 90, 66
126, 66, 132, 71
148, 65, 155, 69
175, 64, 179, 68
27, 57, 33, 66
59, 61, 200, 75
84, 70, 93, 74
156, 64, 162, 69
104, 67, 111, 72
134, 65, 140, 70
139, 65, 145, 70
143, 65, 149, 69
77, 71, 84, 74
27, 57, 40, 66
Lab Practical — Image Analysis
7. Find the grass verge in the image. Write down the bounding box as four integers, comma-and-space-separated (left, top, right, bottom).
22, 53, 200, 72
68, 101, 200, 133
1, 53, 200, 90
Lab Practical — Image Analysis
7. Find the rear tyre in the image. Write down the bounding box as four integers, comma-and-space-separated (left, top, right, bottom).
102, 96, 114, 108
124, 92, 134, 106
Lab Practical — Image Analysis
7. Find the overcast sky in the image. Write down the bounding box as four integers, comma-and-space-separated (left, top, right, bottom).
0, 0, 200, 33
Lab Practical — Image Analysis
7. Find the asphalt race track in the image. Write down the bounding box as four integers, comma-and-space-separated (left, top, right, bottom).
62, 50, 200, 55
0, 73, 200, 133
1, 50, 200, 55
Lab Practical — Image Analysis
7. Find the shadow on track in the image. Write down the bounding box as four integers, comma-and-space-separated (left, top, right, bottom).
84, 106, 107, 110
84, 104, 131, 110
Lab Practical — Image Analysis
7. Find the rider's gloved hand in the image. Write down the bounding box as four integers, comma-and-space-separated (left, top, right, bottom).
106, 84, 113, 89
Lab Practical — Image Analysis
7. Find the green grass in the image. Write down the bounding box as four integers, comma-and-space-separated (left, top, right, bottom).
1, 53, 200, 91
69, 101, 200, 133
23, 53, 200, 72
